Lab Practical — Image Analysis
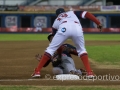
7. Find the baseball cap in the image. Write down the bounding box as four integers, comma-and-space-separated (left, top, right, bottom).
56, 8, 65, 16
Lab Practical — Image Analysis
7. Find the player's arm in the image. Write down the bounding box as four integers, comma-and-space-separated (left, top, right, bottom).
70, 48, 78, 56
52, 18, 59, 34
74, 11, 102, 31
57, 44, 78, 57
56, 45, 64, 58
52, 52, 62, 67
64, 44, 78, 56
68, 45, 78, 56
52, 27, 57, 35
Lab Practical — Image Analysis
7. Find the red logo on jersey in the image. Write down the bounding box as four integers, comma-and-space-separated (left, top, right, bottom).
57, 13, 68, 21
57, 18, 61, 21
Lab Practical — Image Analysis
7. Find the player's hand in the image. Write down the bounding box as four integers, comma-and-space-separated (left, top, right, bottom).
35, 54, 42, 62
97, 24, 103, 32
52, 57, 62, 67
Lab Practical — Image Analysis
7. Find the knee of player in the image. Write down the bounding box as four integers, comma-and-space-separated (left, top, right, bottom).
45, 48, 55, 56
78, 51, 88, 57
52, 67, 63, 75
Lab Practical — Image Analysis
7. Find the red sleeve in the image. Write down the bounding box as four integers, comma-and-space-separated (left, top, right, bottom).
74, 11, 83, 18
57, 45, 64, 55
70, 49, 78, 56
85, 12, 100, 25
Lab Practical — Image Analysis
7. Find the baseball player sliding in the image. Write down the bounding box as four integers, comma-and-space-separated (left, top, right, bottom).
31, 8, 102, 78
35, 33, 86, 75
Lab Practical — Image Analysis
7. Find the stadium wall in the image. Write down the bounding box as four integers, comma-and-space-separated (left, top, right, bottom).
0, 12, 120, 28
0, 5, 120, 33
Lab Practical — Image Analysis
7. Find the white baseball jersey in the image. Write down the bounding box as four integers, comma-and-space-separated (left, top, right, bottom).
46, 10, 88, 57
52, 11, 87, 30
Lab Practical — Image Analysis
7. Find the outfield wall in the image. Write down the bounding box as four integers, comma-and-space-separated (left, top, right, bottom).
0, 5, 120, 33
0, 12, 120, 28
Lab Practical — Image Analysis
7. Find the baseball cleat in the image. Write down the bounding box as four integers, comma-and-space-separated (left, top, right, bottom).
86, 75, 95, 79
86, 71, 95, 79
31, 68, 41, 78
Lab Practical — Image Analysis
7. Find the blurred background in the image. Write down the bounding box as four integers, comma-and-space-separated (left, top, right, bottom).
0, 0, 120, 33
0, 0, 119, 6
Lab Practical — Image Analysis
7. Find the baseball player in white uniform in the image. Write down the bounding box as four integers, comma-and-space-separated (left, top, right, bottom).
35, 21, 42, 32
32, 8, 102, 78
35, 33, 86, 75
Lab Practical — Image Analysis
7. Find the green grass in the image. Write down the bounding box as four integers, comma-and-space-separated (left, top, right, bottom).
0, 86, 32, 90
0, 33, 119, 64
0, 34, 120, 41
86, 45, 120, 64
0, 34, 48, 41
0, 86, 120, 90
84, 34, 120, 41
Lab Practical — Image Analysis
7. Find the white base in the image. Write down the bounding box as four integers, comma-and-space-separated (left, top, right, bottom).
55, 74, 80, 80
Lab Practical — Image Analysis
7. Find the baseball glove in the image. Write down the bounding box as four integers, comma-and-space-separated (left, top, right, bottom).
35, 54, 42, 62
97, 24, 103, 32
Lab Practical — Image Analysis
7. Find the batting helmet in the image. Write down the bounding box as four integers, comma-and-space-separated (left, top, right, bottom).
56, 8, 65, 16
47, 33, 55, 41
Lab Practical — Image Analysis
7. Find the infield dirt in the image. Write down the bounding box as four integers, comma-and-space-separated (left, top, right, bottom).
0, 40, 120, 85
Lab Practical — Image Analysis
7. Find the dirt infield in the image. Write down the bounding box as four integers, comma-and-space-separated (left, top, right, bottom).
0, 40, 120, 86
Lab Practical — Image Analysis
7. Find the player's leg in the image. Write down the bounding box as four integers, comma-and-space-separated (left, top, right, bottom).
32, 52, 51, 77
62, 63, 75, 74
32, 27, 68, 77
52, 67, 63, 75
66, 57, 83, 75
62, 57, 82, 75
67, 56, 86, 75
71, 24, 94, 77
67, 57, 76, 68
61, 56, 76, 74
73, 35, 94, 77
